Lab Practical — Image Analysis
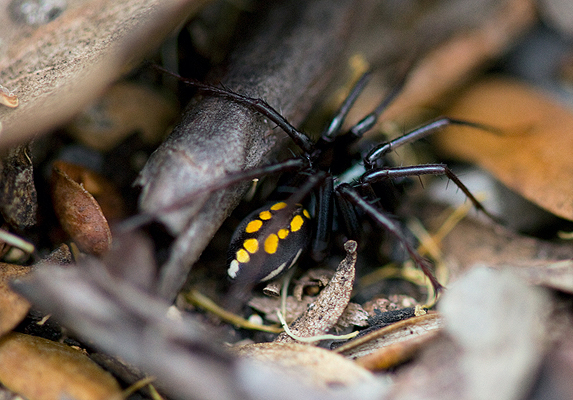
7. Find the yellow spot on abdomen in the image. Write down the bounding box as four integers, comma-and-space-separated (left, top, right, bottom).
290, 215, 304, 232
278, 228, 289, 239
270, 202, 287, 211
243, 238, 259, 254
264, 234, 279, 254
259, 210, 272, 220
303, 209, 310, 219
236, 249, 250, 263
246, 219, 263, 233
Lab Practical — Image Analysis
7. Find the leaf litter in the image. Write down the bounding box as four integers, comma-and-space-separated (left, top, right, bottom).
1, 0, 573, 399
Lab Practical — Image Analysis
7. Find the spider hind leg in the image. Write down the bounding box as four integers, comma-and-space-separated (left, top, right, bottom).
337, 183, 444, 294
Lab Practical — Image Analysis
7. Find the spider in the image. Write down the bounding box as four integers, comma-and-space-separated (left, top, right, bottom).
150, 67, 497, 294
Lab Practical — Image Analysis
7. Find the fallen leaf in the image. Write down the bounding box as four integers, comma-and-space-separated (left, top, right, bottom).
389, 268, 550, 400
377, 0, 535, 124
11, 261, 239, 400
52, 160, 124, 220
0, 332, 123, 400
50, 161, 113, 255
274, 241, 357, 344
0, 84, 18, 108
530, 337, 573, 400
418, 202, 573, 281
248, 295, 313, 324
234, 342, 375, 389
334, 313, 442, 362
495, 260, 573, 294
0, 0, 213, 148
435, 77, 573, 221
0, 244, 71, 336
292, 269, 333, 300
354, 330, 438, 371
37, 243, 74, 267
0, 263, 31, 335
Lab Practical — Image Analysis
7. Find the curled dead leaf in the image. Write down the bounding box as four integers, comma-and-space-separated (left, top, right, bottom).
435, 77, 573, 221
0, 245, 71, 337
51, 161, 115, 255
0, 332, 122, 400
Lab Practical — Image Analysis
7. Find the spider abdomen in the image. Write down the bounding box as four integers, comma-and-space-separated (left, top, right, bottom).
227, 201, 311, 283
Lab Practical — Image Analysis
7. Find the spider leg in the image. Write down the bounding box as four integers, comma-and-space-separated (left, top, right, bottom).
120, 158, 308, 232
152, 64, 314, 154
360, 163, 500, 222
364, 118, 500, 168
337, 183, 443, 293
347, 73, 408, 140
320, 72, 371, 142
310, 176, 334, 262
334, 188, 362, 243
318, 66, 412, 146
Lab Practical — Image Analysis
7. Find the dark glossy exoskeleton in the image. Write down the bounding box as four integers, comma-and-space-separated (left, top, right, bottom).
159, 67, 497, 293
228, 201, 311, 283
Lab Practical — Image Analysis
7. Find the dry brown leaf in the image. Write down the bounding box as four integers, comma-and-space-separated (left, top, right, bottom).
377, 0, 535, 125
12, 262, 239, 400
495, 260, 573, 294
52, 160, 124, 220
274, 241, 357, 343
334, 313, 443, 362
0, 0, 212, 148
419, 203, 573, 281
389, 268, 549, 400
51, 161, 113, 255
0, 263, 31, 335
355, 330, 438, 371
435, 77, 573, 221
37, 243, 74, 267
0, 244, 72, 336
234, 342, 374, 389
248, 295, 313, 324
0, 332, 122, 400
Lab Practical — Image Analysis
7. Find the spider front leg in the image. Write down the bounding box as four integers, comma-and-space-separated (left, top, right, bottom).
336, 183, 443, 293
360, 164, 500, 222
363, 117, 499, 169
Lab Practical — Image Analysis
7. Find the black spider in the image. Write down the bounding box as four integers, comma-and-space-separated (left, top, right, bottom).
150, 67, 497, 294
